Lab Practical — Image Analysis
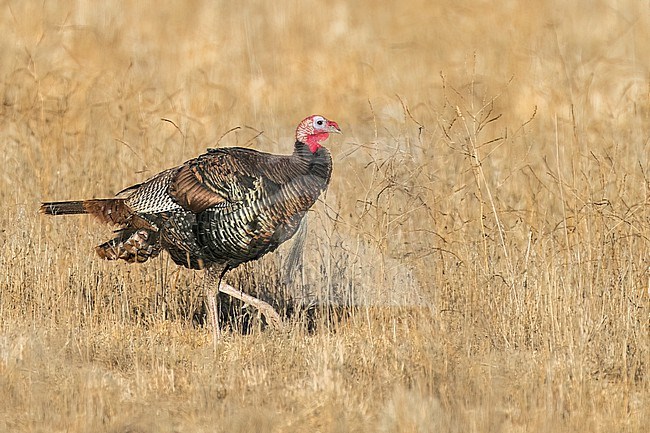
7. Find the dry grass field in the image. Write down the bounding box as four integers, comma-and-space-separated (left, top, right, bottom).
0, 0, 648, 431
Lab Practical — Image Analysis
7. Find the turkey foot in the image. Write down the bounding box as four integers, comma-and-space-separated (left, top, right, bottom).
218, 282, 284, 330
204, 281, 283, 347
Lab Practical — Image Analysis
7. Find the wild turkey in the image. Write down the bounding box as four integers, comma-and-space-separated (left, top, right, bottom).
41, 115, 341, 339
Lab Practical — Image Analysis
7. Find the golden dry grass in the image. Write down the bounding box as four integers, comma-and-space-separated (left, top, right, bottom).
1, 0, 648, 431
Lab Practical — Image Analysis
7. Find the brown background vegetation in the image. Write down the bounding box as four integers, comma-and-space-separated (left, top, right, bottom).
0, 0, 648, 431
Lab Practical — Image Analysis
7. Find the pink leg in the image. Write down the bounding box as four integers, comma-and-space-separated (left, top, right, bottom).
204, 265, 283, 347
205, 284, 221, 348
218, 282, 283, 330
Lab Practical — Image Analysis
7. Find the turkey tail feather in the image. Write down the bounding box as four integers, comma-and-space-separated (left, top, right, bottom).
40, 199, 132, 225
40, 200, 87, 215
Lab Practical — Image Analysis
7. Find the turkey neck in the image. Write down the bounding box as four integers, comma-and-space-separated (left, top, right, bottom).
293, 140, 333, 187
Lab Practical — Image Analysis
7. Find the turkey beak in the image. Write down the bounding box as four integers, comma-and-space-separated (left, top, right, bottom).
328, 122, 342, 134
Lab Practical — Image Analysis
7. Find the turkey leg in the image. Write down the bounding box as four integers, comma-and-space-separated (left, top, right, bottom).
218, 282, 283, 330
205, 264, 283, 345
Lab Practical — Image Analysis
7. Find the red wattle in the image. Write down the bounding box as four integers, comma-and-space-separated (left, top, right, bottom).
306, 132, 329, 153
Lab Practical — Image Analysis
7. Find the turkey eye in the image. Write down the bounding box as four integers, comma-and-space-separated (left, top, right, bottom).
316, 120, 324, 126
